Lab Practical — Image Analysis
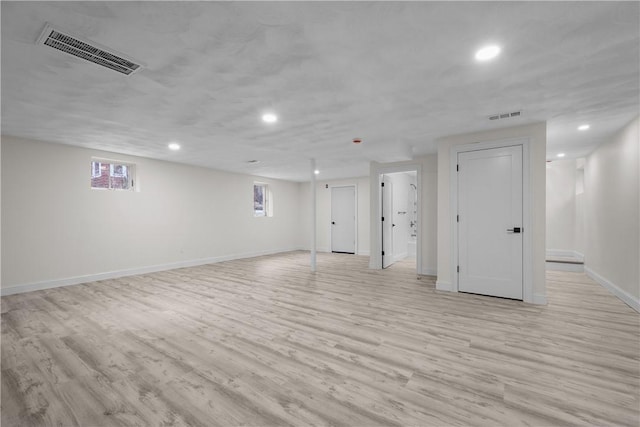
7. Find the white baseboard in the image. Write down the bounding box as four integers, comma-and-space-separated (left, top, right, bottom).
546, 261, 584, 272
585, 267, 640, 313
435, 280, 453, 292
532, 294, 547, 305
546, 249, 584, 262
420, 268, 437, 276
0, 248, 301, 297
393, 252, 408, 262
357, 250, 370, 256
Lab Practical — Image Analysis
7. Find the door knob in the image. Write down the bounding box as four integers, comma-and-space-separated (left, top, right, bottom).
332, 221, 335, 225
507, 227, 521, 233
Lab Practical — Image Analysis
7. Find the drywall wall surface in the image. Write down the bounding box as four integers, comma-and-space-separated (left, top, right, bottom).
585, 117, 639, 301
436, 122, 547, 301
546, 159, 577, 254
1, 136, 302, 290
418, 156, 438, 276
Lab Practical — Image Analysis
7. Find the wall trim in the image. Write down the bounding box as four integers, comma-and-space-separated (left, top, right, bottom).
1, 248, 302, 297
420, 268, 437, 276
393, 252, 409, 262
533, 294, 547, 305
546, 261, 584, 272
585, 267, 640, 313
546, 249, 584, 262
435, 280, 453, 291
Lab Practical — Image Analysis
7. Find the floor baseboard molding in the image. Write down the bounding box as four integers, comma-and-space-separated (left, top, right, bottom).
420, 268, 437, 277
585, 267, 640, 313
546, 261, 584, 272
532, 294, 548, 305
393, 252, 409, 262
435, 280, 453, 292
546, 249, 584, 262
0, 248, 302, 297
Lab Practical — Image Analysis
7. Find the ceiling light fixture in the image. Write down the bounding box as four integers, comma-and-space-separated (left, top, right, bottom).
168, 143, 180, 151
262, 113, 278, 123
578, 124, 590, 131
557, 153, 566, 158
314, 170, 320, 175
475, 45, 501, 61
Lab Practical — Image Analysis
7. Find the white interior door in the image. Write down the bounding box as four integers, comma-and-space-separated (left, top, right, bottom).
331, 186, 356, 254
382, 176, 394, 268
458, 145, 523, 299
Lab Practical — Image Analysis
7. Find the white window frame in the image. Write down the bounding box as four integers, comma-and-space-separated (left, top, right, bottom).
91, 161, 102, 178
254, 182, 272, 217
91, 158, 136, 191
110, 164, 127, 178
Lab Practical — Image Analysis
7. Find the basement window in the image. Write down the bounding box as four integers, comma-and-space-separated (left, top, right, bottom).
254, 183, 272, 217
91, 160, 135, 190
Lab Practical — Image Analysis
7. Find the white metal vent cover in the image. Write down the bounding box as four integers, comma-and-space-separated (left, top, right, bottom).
36, 23, 143, 76
488, 111, 522, 121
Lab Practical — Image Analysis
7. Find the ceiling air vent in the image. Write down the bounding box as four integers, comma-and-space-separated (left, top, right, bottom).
36, 23, 143, 76
489, 111, 522, 121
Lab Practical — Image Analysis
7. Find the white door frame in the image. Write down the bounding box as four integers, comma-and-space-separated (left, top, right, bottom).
370, 162, 423, 276
450, 137, 533, 303
329, 184, 358, 255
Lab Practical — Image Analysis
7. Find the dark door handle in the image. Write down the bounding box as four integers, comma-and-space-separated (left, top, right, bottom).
507, 227, 521, 233
332, 221, 335, 225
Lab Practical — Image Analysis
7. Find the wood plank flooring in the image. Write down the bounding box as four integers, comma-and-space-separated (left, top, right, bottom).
2, 252, 639, 426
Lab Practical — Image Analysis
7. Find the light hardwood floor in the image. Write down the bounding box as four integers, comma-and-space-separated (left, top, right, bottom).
2, 252, 639, 427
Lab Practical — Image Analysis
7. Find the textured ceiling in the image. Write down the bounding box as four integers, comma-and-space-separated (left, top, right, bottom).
2, 1, 638, 181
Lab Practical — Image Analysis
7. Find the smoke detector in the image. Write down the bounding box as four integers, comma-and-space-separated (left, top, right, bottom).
488, 111, 522, 121
36, 23, 143, 76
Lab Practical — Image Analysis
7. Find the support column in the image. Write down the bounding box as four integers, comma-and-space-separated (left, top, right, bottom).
311, 158, 317, 272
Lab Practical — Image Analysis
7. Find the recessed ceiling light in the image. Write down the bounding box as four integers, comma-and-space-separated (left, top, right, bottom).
557, 153, 566, 158
314, 170, 320, 175
475, 45, 501, 61
262, 113, 278, 123
168, 143, 180, 151
578, 124, 590, 131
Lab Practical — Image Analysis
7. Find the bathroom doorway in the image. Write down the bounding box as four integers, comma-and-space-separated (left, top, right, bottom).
381, 171, 418, 269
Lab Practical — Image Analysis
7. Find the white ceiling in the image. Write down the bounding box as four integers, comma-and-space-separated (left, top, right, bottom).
2, 1, 638, 182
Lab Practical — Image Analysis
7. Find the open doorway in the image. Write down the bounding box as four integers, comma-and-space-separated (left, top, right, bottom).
381, 171, 418, 270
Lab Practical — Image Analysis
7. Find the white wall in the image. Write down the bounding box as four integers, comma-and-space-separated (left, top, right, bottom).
584, 116, 639, 308
546, 159, 577, 255
436, 122, 547, 303
545, 158, 586, 259
299, 177, 370, 255
1, 136, 303, 293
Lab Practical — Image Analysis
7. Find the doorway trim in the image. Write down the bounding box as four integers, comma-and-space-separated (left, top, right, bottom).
329, 184, 358, 255
450, 137, 533, 303
370, 161, 422, 276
